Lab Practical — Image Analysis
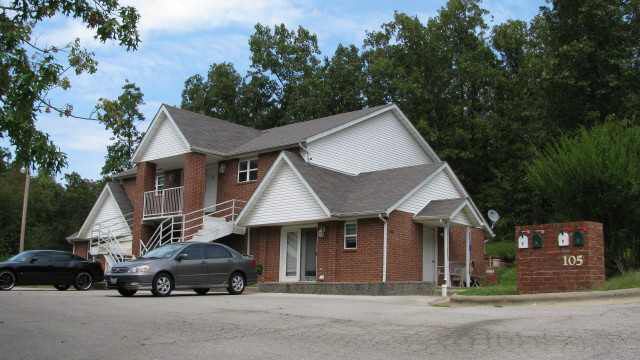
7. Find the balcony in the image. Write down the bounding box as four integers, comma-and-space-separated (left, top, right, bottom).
143, 186, 183, 219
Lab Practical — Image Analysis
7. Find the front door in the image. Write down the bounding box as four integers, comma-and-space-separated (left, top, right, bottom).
280, 228, 301, 282
422, 227, 437, 283
300, 228, 317, 281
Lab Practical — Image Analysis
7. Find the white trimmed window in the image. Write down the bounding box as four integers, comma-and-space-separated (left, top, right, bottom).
155, 174, 165, 192
344, 221, 357, 249
238, 159, 258, 183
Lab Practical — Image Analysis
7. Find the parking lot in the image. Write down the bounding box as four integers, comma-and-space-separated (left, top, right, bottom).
1, 288, 639, 360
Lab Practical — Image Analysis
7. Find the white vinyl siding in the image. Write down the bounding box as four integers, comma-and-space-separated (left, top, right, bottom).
398, 170, 462, 214
306, 111, 431, 174
82, 191, 131, 239
140, 116, 189, 162
452, 208, 472, 226
243, 162, 328, 226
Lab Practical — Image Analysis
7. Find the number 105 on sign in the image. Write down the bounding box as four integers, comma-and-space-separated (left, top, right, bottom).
562, 255, 584, 266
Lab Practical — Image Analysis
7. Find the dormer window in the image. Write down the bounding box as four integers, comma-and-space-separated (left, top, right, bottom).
238, 159, 258, 183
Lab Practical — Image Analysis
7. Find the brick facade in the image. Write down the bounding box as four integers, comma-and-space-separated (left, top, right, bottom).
516, 221, 605, 294
249, 215, 485, 284
182, 152, 207, 239
387, 211, 422, 281
72, 241, 89, 259
132, 161, 156, 256
217, 151, 281, 203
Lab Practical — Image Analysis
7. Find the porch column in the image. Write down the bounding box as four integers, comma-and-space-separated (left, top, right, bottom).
182, 152, 207, 239
443, 222, 450, 288
132, 161, 156, 256
465, 226, 471, 287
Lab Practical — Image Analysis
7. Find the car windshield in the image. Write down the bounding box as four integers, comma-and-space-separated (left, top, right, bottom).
8, 252, 31, 262
139, 244, 184, 259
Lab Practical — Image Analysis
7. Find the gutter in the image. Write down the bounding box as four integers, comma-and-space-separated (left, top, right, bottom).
378, 213, 389, 283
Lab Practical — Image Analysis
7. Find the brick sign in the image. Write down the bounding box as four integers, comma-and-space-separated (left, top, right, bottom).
515, 221, 605, 294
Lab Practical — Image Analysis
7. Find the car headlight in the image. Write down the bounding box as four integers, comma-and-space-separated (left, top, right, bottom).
129, 265, 151, 273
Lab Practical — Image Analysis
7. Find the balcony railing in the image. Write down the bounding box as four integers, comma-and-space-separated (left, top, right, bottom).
143, 186, 183, 219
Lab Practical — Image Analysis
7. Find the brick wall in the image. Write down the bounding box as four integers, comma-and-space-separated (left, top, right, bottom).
248, 226, 281, 282
182, 152, 207, 239
516, 221, 605, 294
217, 151, 281, 203
450, 226, 487, 277
72, 241, 89, 259
132, 161, 156, 255
330, 218, 384, 282
387, 211, 422, 282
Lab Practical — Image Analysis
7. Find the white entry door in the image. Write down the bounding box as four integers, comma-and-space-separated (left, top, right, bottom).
422, 227, 436, 282
280, 227, 301, 282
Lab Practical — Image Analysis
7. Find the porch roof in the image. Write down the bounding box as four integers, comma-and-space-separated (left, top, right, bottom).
414, 198, 484, 228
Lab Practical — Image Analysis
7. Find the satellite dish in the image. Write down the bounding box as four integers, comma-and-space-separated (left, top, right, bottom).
487, 210, 500, 229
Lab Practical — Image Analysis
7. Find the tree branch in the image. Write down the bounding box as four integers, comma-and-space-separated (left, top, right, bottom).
37, 97, 99, 122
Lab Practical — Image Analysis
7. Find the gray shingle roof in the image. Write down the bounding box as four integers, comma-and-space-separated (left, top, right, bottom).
164, 105, 263, 155
415, 198, 466, 219
113, 167, 136, 179
107, 182, 133, 215
228, 104, 393, 155
285, 151, 444, 216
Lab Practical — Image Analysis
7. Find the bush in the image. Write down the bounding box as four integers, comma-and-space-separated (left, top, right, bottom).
458, 266, 517, 296
527, 122, 640, 274
485, 241, 515, 261
599, 271, 640, 291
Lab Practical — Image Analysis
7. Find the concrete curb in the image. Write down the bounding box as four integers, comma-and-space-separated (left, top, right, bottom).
450, 287, 640, 305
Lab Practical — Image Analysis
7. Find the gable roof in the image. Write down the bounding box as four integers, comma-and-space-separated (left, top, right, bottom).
163, 105, 262, 155
415, 198, 467, 218
73, 182, 132, 241
286, 152, 444, 216
228, 104, 394, 156
106, 182, 133, 215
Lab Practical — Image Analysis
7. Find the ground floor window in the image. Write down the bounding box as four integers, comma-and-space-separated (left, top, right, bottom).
344, 221, 357, 249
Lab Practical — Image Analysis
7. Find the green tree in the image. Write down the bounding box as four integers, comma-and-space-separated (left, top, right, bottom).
527, 122, 640, 274
249, 23, 327, 124
181, 63, 243, 123
539, 0, 640, 129
0, 0, 140, 174
323, 44, 365, 113
96, 81, 144, 176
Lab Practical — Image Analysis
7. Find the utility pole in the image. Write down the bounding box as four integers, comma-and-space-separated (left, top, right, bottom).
19, 165, 30, 252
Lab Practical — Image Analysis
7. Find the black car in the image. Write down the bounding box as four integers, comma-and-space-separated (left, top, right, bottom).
106, 242, 257, 297
0, 250, 104, 291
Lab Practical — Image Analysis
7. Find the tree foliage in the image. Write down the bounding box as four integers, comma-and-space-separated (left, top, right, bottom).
527, 122, 640, 274
96, 81, 144, 176
0, 156, 101, 258
178, 0, 640, 272
0, 0, 140, 174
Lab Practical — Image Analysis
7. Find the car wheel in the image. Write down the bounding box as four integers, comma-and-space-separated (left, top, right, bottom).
194, 288, 209, 295
54, 284, 70, 291
151, 273, 173, 297
73, 272, 93, 291
117, 288, 137, 297
227, 272, 245, 295
0, 270, 16, 291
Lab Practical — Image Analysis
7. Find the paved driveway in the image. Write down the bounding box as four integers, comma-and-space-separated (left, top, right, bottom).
0, 288, 639, 360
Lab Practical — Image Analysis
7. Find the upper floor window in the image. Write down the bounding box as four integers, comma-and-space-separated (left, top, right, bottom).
238, 159, 258, 183
344, 221, 357, 249
155, 174, 165, 191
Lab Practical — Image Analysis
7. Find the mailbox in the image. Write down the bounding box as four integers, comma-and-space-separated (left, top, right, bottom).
532, 232, 543, 248
574, 231, 585, 247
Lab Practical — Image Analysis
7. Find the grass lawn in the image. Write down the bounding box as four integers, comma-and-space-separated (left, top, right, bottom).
457, 266, 517, 296
599, 271, 640, 291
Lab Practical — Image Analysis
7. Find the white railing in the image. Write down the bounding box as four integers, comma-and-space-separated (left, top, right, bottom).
89, 212, 134, 269
143, 186, 183, 219
140, 199, 245, 255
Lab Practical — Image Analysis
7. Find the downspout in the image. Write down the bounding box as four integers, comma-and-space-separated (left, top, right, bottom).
378, 213, 388, 283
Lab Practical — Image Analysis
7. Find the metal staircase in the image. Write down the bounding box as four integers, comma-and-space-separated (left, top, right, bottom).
140, 199, 246, 256
89, 212, 134, 271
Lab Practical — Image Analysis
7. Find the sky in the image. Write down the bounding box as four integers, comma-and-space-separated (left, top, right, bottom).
23, 0, 545, 181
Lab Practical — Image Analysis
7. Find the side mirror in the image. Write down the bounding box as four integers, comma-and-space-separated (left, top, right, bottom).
30, 258, 38, 264
176, 253, 188, 261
